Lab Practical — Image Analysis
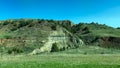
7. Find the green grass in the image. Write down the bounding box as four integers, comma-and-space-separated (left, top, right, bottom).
1, 45, 120, 68
58, 45, 120, 54
0, 54, 120, 68
91, 29, 120, 37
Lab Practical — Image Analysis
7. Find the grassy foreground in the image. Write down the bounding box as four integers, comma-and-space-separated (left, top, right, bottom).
0, 54, 120, 68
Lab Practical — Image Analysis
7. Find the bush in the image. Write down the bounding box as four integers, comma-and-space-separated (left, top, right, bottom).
51, 25, 57, 30
4, 35, 12, 39
18, 22, 29, 28
7, 50, 12, 54
7, 47, 23, 54
50, 43, 59, 52
100, 51, 105, 54
117, 27, 120, 29
3, 21, 9, 25
28, 23, 35, 27
60, 47, 66, 51
11, 27, 17, 31
83, 52, 87, 55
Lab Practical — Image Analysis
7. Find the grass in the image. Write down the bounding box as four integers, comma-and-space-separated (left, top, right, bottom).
58, 45, 120, 54
0, 45, 120, 68
0, 54, 120, 68
91, 29, 120, 37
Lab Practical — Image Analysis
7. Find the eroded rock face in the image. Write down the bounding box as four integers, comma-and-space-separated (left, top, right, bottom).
99, 37, 120, 48
81, 36, 120, 48
31, 28, 83, 55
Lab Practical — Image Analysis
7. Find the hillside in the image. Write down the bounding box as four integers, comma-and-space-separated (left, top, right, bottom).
0, 19, 120, 55
0, 19, 83, 54
72, 22, 120, 48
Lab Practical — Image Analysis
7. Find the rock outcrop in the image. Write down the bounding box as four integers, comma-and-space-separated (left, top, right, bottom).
31, 27, 83, 55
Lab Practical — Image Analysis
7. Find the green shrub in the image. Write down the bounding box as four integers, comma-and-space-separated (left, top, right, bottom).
51, 25, 57, 30
60, 47, 66, 51
83, 52, 87, 55
18, 22, 30, 28
117, 27, 120, 29
7, 50, 12, 54
28, 23, 35, 27
51, 43, 59, 52
100, 51, 105, 54
4, 35, 12, 39
7, 47, 23, 54
3, 21, 9, 25
10, 27, 17, 31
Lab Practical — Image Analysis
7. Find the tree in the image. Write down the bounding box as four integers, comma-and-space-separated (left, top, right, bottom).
117, 27, 120, 29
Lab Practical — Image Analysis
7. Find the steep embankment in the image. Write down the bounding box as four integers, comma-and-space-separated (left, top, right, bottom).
96, 37, 120, 48
31, 27, 83, 54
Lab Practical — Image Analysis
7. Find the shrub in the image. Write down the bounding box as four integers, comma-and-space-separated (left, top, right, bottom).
117, 27, 120, 29
100, 51, 105, 54
83, 52, 87, 55
48, 19, 56, 23
4, 35, 12, 39
51, 43, 59, 52
51, 25, 57, 30
7, 47, 23, 54
10, 27, 17, 31
18, 22, 29, 28
3, 21, 9, 25
7, 50, 12, 54
60, 47, 66, 51
28, 23, 35, 27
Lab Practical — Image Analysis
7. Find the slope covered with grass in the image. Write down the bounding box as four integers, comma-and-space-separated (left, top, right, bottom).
72, 22, 120, 48
0, 19, 83, 54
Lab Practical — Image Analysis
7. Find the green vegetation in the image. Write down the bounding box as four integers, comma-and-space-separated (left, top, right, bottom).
72, 22, 120, 48
51, 43, 59, 52
0, 19, 83, 54
72, 22, 120, 37
7, 47, 23, 54
0, 19, 120, 54
0, 19, 120, 68
0, 54, 120, 68
58, 45, 120, 54
51, 25, 57, 30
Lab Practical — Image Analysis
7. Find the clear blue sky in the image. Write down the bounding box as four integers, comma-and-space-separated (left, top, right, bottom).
0, 0, 120, 27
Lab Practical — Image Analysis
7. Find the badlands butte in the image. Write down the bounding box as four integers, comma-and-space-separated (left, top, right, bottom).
0, 19, 120, 55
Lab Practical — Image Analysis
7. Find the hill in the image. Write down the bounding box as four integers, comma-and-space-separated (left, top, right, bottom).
0, 19, 119, 55
0, 19, 83, 55
72, 22, 120, 48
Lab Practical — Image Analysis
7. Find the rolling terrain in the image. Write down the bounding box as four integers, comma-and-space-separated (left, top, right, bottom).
0, 19, 83, 54
0, 19, 119, 55
0, 19, 120, 68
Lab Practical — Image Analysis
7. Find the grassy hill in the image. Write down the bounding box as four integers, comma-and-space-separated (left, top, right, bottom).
0, 19, 83, 55
0, 19, 120, 55
72, 22, 120, 48
0, 19, 120, 68
72, 22, 120, 37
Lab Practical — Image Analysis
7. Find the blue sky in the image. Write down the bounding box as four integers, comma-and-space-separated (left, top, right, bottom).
0, 0, 120, 27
